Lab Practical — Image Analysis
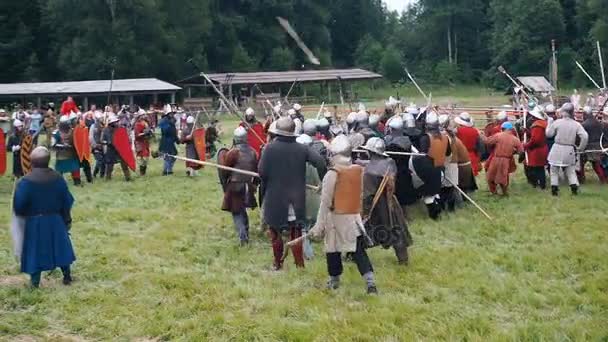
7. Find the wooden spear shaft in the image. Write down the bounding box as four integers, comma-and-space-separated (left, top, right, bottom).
164, 154, 319, 191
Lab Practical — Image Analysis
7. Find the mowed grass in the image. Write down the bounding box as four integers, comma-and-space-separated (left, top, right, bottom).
1, 116, 608, 341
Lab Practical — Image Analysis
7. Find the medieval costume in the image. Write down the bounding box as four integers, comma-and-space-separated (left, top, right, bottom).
309, 135, 378, 294
296, 134, 322, 259
258, 117, 326, 270
384, 116, 417, 207
413, 113, 451, 219
205, 120, 219, 158
452, 135, 477, 193
89, 113, 106, 178
101, 116, 132, 181
181, 116, 203, 177
219, 127, 259, 245
241, 108, 267, 158
41, 107, 57, 147
13, 147, 75, 288
60, 97, 79, 116
439, 115, 458, 211
52, 117, 82, 186
134, 113, 152, 176
484, 111, 515, 172
302, 119, 329, 163
455, 112, 483, 176
361, 137, 413, 265
485, 122, 523, 196
546, 103, 589, 196
403, 111, 423, 150
354, 111, 378, 143
580, 109, 607, 183
523, 107, 549, 189
6, 119, 25, 178
159, 111, 178, 175
73, 116, 93, 183
369, 114, 384, 138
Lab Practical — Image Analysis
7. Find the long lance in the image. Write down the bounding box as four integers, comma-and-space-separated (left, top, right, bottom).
197, 71, 266, 146
598, 41, 607, 90
352, 149, 425, 156
315, 102, 326, 120
497, 65, 540, 104
574, 60, 602, 90
404, 67, 429, 102
164, 154, 319, 191
284, 78, 299, 104
444, 176, 493, 221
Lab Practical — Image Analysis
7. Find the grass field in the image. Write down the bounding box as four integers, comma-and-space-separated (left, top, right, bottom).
1, 112, 608, 341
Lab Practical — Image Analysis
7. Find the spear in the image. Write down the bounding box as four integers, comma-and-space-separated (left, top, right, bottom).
315, 102, 325, 120
404, 67, 429, 102
574, 60, 602, 90
597, 41, 606, 89
164, 154, 319, 191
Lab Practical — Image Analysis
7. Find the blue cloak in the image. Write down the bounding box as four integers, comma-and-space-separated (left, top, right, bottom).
13, 168, 76, 275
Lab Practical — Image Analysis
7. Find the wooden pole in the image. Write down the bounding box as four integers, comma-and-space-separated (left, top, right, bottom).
598, 41, 607, 90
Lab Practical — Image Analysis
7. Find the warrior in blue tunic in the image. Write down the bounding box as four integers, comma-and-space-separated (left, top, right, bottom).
13, 146, 76, 288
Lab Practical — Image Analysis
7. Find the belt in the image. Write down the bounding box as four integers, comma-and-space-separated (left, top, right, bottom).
458, 161, 471, 166
554, 142, 575, 148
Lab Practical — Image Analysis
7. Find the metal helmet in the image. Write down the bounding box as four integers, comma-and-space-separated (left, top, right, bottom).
402, 112, 416, 128
293, 103, 302, 111
323, 110, 332, 119
406, 104, 419, 116
245, 107, 255, 116
369, 114, 380, 127
302, 119, 318, 135
186, 116, 195, 124
527, 100, 536, 110
559, 102, 575, 118
329, 134, 352, 156
317, 118, 330, 128
233, 126, 248, 143
355, 110, 369, 124
583, 106, 593, 115
362, 137, 388, 157
296, 133, 313, 146
545, 104, 556, 114
529, 106, 544, 120
426, 112, 439, 125
346, 112, 357, 124
269, 117, 296, 136
388, 116, 404, 130
496, 111, 507, 121
438, 114, 450, 127
287, 109, 296, 118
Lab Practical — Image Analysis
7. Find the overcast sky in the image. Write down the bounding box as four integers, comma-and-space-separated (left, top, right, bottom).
384, 0, 414, 12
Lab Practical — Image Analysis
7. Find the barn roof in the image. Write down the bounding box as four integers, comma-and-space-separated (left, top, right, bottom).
178, 68, 383, 86
516, 76, 555, 93
0, 78, 181, 97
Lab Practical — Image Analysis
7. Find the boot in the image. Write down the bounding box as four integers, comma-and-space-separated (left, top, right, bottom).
426, 202, 441, 220
139, 165, 147, 176
73, 178, 82, 187
551, 186, 559, 196
327, 276, 340, 290
61, 267, 72, 285
570, 184, 578, 195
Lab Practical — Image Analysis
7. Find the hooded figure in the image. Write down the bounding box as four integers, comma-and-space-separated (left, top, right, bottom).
258, 117, 326, 270
13, 147, 76, 288
546, 103, 589, 196
361, 137, 413, 265
219, 126, 259, 245
308, 135, 378, 294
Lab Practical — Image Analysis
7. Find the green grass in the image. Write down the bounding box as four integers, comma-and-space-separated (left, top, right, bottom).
1, 118, 608, 341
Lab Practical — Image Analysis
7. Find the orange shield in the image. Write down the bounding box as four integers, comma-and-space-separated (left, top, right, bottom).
73, 125, 91, 162
193, 128, 206, 162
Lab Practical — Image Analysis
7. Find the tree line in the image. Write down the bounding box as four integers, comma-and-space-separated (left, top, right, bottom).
1, 0, 607, 89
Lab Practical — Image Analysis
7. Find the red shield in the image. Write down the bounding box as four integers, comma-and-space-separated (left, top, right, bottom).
193, 128, 206, 162
73, 125, 91, 162
0, 130, 6, 176
112, 127, 136, 171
